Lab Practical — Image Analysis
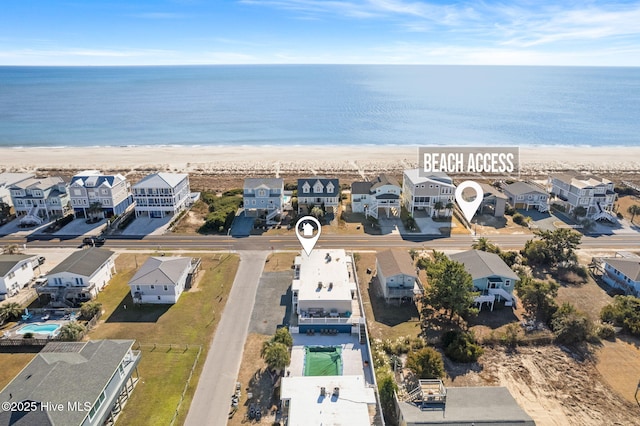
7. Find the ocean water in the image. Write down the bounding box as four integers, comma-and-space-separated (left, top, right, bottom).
0, 65, 638, 148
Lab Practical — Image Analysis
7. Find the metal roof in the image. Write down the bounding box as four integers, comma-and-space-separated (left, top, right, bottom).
48, 248, 114, 277
128, 256, 192, 286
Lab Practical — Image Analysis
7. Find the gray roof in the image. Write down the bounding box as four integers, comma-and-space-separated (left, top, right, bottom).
351, 181, 372, 195
129, 256, 192, 286
377, 249, 416, 278
133, 172, 188, 189
480, 183, 508, 200
504, 181, 547, 197
550, 172, 611, 188
9, 176, 65, 191
0, 340, 135, 426
398, 386, 534, 425
48, 248, 114, 277
0, 255, 34, 277
403, 169, 454, 186
449, 250, 518, 281
370, 174, 401, 190
0, 173, 34, 188
243, 178, 283, 190
604, 258, 640, 281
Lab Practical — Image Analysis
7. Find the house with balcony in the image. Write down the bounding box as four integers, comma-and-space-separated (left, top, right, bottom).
132, 172, 190, 218
351, 174, 401, 219
548, 172, 616, 221
243, 178, 284, 223
0, 254, 38, 300
297, 177, 340, 214
449, 249, 519, 311
503, 181, 549, 212
376, 249, 423, 304
37, 248, 115, 307
129, 256, 200, 304
599, 255, 640, 297
69, 170, 133, 219
401, 169, 455, 218
0, 339, 140, 426
9, 176, 70, 225
0, 172, 34, 207
479, 183, 507, 217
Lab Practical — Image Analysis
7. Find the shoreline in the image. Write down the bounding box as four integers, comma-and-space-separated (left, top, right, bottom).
1, 145, 639, 176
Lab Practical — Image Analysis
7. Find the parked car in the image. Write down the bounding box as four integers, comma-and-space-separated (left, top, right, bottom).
83, 236, 106, 246
37, 256, 45, 265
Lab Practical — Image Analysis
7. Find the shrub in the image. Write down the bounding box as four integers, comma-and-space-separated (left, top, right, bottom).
58, 322, 86, 341
80, 301, 102, 320
504, 204, 515, 216
23, 332, 34, 339
601, 295, 640, 336
443, 331, 484, 363
512, 213, 527, 226
596, 323, 616, 340
551, 303, 593, 344
501, 323, 521, 348
406, 347, 444, 379
273, 327, 293, 347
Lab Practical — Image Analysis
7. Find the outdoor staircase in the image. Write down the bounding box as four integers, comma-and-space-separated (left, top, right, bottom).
265, 208, 280, 224
403, 386, 422, 403
488, 288, 516, 307
593, 202, 616, 222
20, 205, 43, 225
358, 322, 366, 344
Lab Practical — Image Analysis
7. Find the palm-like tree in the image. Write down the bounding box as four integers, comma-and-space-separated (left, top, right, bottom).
445, 201, 454, 217
0, 302, 24, 324
87, 202, 103, 220
433, 201, 444, 219
261, 342, 290, 372
628, 205, 640, 224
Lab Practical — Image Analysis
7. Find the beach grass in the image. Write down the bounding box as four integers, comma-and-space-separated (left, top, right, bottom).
89, 252, 240, 426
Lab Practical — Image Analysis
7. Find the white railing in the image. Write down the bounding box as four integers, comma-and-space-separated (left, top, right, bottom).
298, 316, 352, 324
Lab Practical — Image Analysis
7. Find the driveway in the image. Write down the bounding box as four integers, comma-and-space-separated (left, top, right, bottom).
249, 270, 293, 335
230, 210, 254, 237
119, 215, 172, 236
185, 250, 268, 426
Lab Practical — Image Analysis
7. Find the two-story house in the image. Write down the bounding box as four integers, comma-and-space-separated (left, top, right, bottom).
132, 172, 190, 218
243, 178, 284, 223
69, 170, 133, 219
548, 172, 616, 221
37, 248, 116, 306
129, 256, 199, 304
297, 177, 340, 214
375, 249, 423, 304
600, 256, 640, 297
0, 339, 141, 426
9, 176, 70, 225
351, 174, 402, 219
503, 181, 549, 212
0, 254, 38, 300
449, 249, 519, 311
401, 169, 455, 218
0, 172, 33, 207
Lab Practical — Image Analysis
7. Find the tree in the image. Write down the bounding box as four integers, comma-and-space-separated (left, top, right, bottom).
87, 202, 103, 220
572, 206, 587, 218
261, 342, 290, 371
601, 295, 640, 336
471, 237, 500, 254
522, 229, 582, 268
406, 347, 444, 379
516, 275, 559, 323
445, 201, 454, 217
376, 371, 398, 425
442, 330, 484, 363
423, 252, 477, 321
273, 327, 293, 348
0, 302, 23, 324
551, 303, 592, 344
80, 301, 102, 320
433, 201, 444, 219
627, 204, 640, 224
310, 206, 324, 221
58, 322, 86, 341
0, 201, 11, 222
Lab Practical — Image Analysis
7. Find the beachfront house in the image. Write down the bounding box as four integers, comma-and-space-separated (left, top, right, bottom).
548, 172, 616, 221
243, 178, 284, 223
351, 174, 401, 219
503, 181, 549, 212
129, 256, 200, 304
401, 169, 455, 218
0, 339, 141, 426
0, 173, 34, 208
37, 248, 116, 306
132, 172, 191, 218
69, 170, 133, 219
9, 176, 70, 225
449, 249, 519, 311
479, 183, 507, 217
375, 249, 423, 304
397, 379, 534, 426
0, 254, 38, 300
600, 255, 640, 297
297, 177, 340, 214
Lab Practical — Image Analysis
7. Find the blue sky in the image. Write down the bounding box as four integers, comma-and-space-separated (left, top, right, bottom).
1, 0, 639, 66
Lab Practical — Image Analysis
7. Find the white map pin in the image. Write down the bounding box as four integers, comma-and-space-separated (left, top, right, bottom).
295, 216, 322, 256
455, 180, 483, 223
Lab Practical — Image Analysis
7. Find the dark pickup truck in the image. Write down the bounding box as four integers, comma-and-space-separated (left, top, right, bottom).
83, 236, 106, 246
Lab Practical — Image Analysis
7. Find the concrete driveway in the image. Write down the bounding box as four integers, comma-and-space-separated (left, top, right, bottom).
230, 210, 254, 237
185, 250, 268, 426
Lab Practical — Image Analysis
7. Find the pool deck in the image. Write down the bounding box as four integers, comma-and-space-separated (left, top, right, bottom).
2, 315, 74, 339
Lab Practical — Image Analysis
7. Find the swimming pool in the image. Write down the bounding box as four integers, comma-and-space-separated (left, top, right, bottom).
304, 346, 343, 376
17, 323, 61, 335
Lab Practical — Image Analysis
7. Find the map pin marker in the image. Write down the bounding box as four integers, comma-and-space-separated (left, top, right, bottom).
295, 216, 322, 256
455, 180, 483, 223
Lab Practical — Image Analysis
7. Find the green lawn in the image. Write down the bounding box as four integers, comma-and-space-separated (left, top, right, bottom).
89, 252, 239, 426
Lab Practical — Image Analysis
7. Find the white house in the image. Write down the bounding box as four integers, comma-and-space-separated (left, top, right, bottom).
601, 256, 640, 296
351, 174, 401, 219
375, 249, 422, 303
401, 169, 455, 218
0, 254, 38, 300
0, 339, 141, 426
9, 176, 70, 225
69, 170, 133, 218
548, 172, 616, 221
503, 181, 549, 212
0, 173, 34, 207
243, 178, 284, 222
132, 172, 191, 218
37, 248, 116, 306
297, 177, 340, 214
129, 256, 198, 304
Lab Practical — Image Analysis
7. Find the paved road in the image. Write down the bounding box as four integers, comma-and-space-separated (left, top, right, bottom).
184, 250, 268, 426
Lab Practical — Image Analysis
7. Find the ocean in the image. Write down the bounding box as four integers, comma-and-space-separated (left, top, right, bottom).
0, 65, 638, 148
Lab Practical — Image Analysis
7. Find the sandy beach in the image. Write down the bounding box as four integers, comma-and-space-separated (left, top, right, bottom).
0, 145, 639, 177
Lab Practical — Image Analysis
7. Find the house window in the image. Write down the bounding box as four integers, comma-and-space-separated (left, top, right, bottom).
54, 277, 62, 285
88, 391, 107, 421
158, 296, 161, 300
258, 189, 266, 197
75, 277, 84, 285
150, 285, 155, 289
164, 285, 168, 291
8, 272, 15, 279
136, 285, 140, 291
505, 280, 511, 286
